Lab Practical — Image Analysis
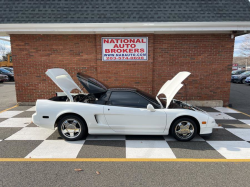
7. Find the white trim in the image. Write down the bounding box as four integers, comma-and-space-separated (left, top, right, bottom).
0, 22, 250, 35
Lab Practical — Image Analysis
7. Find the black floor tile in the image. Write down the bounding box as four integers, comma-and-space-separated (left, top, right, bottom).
197, 107, 220, 112
0, 118, 7, 123
225, 113, 250, 120
0, 127, 22, 140
46, 130, 63, 140
0, 140, 42, 158
9, 106, 34, 111
26, 122, 38, 127
203, 129, 244, 141
167, 141, 225, 159
77, 140, 125, 158
12, 111, 35, 118
216, 120, 250, 129
126, 135, 165, 140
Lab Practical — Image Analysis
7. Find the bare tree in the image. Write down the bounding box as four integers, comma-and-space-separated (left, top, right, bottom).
0, 41, 10, 61
239, 34, 250, 58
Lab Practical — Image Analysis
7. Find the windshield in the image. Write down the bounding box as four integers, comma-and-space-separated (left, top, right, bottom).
137, 89, 163, 108
0, 68, 11, 73
241, 71, 250, 76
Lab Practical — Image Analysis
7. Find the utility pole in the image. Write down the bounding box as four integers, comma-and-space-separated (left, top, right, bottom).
246, 58, 248, 70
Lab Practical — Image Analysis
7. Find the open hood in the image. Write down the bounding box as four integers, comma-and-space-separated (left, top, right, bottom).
77, 72, 107, 94
46, 68, 83, 102
156, 71, 191, 108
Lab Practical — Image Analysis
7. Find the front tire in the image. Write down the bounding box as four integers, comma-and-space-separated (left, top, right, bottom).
57, 115, 87, 141
171, 118, 197, 141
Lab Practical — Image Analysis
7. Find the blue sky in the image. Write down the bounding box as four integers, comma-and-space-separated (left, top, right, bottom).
0, 34, 248, 58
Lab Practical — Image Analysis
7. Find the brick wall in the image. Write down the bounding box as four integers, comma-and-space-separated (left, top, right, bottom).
10, 34, 234, 106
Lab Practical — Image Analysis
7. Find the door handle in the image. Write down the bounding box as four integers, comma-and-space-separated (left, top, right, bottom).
108, 109, 110, 111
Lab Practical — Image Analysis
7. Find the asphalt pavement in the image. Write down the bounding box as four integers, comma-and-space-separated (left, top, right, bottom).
230, 82, 250, 115
0, 82, 250, 186
0, 82, 16, 111
1, 161, 250, 187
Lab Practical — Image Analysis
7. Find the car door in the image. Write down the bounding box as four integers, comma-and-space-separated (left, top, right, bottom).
104, 91, 167, 133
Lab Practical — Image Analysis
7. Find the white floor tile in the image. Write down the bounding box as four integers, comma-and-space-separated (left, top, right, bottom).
226, 129, 250, 141
207, 112, 235, 120
0, 118, 32, 127
86, 135, 125, 140
0, 111, 23, 118
126, 140, 176, 158
6, 127, 55, 140
207, 141, 250, 159
213, 107, 240, 113
26, 106, 36, 111
164, 135, 205, 141
239, 120, 250, 126
26, 140, 85, 158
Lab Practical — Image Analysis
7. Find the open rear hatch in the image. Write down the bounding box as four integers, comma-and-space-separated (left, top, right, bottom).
77, 72, 108, 94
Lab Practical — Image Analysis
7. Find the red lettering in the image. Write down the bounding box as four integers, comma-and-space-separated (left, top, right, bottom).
142, 39, 146, 43
135, 39, 141, 43
103, 39, 109, 43
129, 49, 133, 53
129, 39, 135, 43
125, 44, 130, 48
115, 39, 120, 43
111, 49, 116, 53
105, 49, 110, 53
113, 44, 119, 48
110, 39, 115, 43
140, 48, 145, 53
130, 44, 136, 48
134, 49, 139, 53
123, 39, 129, 43
117, 49, 122, 53
123, 49, 128, 53
119, 44, 125, 48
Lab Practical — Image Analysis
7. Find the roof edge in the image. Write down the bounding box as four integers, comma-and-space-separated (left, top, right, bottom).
1, 22, 250, 35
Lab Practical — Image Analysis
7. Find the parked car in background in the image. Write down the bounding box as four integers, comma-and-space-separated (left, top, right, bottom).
245, 76, 250, 85
0, 74, 8, 83
1, 67, 13, 73
0, 68, 14, 81
231, 70, 246, 75
231, 71, 250, 84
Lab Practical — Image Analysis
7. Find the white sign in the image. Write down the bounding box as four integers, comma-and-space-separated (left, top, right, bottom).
102, 37, 148, 61
232, 63, 238, 70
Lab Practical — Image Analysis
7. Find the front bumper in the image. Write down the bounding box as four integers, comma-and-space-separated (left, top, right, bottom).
231, 78, 241, 83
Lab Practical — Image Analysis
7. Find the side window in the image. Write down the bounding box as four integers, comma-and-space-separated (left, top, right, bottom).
109, 91, 150, 108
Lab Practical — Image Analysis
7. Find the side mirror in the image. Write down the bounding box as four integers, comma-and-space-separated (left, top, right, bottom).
147, 104, 155, 112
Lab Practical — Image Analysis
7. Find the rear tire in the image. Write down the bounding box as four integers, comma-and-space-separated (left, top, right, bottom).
57, 115, 87, 141
171, 118, 197, 141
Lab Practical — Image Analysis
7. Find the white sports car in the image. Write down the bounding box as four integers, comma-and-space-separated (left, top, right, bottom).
32, 68, 217, 141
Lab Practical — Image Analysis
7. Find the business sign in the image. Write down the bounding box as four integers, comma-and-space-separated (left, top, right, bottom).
232, 63, 238, 70
102, 37, 148, 61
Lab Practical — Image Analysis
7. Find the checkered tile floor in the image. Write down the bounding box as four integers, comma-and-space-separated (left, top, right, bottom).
0, 106, 250, 159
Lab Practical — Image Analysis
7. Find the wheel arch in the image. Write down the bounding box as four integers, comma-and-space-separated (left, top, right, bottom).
169, 115, 200, 135
55, 112, 88, 133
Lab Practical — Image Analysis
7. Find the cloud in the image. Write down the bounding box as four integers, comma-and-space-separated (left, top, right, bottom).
234, 34, 249, 57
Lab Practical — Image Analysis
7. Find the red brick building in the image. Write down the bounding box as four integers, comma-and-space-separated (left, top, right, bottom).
1, 0, 250, 106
